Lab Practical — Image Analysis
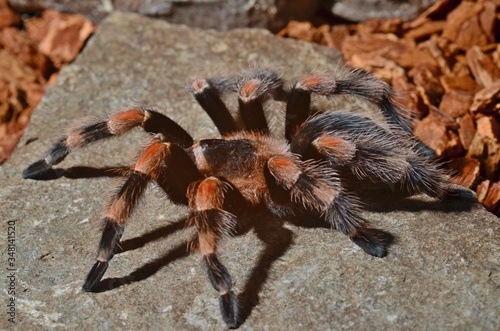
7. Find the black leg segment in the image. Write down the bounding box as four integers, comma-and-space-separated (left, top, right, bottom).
189, 77, 238, 135
83, 220, 125, 292
204, 254, 240, 328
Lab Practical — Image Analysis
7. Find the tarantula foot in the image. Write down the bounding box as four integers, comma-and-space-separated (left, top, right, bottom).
351, 228, 395, 258
442, 187, 477, 202
82, 261, 109, 292
22, 159, 53, 179
219, 290, 240, 329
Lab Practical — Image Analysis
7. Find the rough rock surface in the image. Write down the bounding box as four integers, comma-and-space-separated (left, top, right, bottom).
332, 0, 437, 22
8, 0, 318, 31
0, 12, 499, 330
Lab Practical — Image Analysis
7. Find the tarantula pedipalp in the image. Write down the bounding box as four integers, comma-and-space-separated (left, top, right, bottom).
23, 66, 471, 328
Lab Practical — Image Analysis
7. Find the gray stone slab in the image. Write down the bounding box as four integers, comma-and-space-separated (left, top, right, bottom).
9, 0, 318, 31
332, 0, 437, 22
1, 12, 499, 330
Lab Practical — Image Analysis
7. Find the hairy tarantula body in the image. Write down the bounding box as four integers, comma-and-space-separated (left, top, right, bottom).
23, 66, 471, 328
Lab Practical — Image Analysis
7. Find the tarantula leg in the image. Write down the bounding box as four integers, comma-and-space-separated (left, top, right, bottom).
326, 193, 394, 257
265, 155, 341, 213
293, 113, 412, 183
189, 77, 238, 135
82, 169, 149, 292
311, 135, 357, 166
204, 254, 239, 328
83, 219, 125, 291
265, 155, 392, 257
187, 177, 240, 328
83, 137, 187, 292
295, 113, 472, 202
237, 68, 283, 133
23, 108, 193, 179
314, 134, 410, 184
155, 142, 203, 205
294, 113, 466, 200
295, 67, 413, 133
403, 157, 476, 201
285, 85, 311, 141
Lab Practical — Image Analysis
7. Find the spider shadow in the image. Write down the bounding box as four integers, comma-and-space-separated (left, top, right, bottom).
236, 211, 294, 324
354, 185, 477, 214
85, 208, 296, 326
65, 167, 476, 323
81, 192, 474, 324
235, 209, 393, 324
27, 166, 131, 180
30, 166, 294, 310
92, 217, 190, 293
91, 208, 297, 325
234, 185, 478, 323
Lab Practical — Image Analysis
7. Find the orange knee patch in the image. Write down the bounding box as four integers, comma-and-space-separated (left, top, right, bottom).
240, 79, 260, 101
267, 156, 301, 187
191, 78, 209, 92
313, 135, 356, 163
108, 109, 145, 135
297, 74, 336, 94
194, 177, 225, 211
134, 141, 170, 177
66, 132, 87, 149
299, 75, 325, 89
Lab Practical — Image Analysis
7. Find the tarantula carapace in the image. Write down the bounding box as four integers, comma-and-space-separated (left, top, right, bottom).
23, 66, 470, 328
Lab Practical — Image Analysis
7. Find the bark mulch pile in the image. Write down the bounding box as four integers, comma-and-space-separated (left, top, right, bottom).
1, 0, 499, 216
0, 0, 95, 164
279, 0, 500, 216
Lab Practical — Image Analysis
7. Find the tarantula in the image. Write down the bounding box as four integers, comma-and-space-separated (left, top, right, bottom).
23, 66, 470, 328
